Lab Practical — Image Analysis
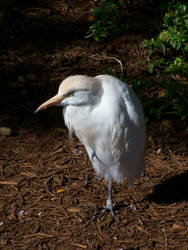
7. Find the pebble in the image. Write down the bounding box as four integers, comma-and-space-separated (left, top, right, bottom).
0, 127, 11, 136
17, 76, 25, 83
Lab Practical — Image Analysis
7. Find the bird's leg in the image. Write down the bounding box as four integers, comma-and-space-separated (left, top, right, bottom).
102, 180, 119, 221
106, 179, 113, 210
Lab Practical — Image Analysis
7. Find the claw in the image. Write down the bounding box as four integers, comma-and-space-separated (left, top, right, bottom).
91, 180, 119, 222
91, 205, 119, 222
102, 203, 119, 222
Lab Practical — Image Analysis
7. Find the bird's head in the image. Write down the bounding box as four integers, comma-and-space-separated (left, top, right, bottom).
35, 75, 101, 113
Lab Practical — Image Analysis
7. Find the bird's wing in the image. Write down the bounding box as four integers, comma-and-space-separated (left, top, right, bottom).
111, 82, 145, 170
111, 95, 127, 163
112, 82, 145, 184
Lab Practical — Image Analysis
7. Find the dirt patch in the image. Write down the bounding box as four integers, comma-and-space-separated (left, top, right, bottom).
0, 1, 188, 249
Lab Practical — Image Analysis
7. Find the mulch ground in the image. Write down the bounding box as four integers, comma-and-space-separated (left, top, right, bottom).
0, 1, 188, 249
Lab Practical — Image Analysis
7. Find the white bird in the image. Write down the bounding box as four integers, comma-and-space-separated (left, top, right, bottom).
35, 75, 145, 220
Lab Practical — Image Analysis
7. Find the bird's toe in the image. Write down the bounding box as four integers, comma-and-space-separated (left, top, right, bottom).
102, 204, 119, 222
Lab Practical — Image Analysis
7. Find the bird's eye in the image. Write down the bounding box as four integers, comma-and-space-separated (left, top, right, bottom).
65, 92, 74, 98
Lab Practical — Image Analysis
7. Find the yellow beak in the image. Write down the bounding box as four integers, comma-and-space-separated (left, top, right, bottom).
35, 94, 63, 113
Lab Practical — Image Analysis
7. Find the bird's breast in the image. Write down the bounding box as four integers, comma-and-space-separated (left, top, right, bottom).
64, 104, 113, 149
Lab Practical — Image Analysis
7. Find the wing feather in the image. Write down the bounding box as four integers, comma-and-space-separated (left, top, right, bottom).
111, 81, 145, 184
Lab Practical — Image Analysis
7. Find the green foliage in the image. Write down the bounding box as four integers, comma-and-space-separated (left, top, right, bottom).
88, 0, 188, 121
86, 0, 127, 41
143, 2, 188, 54
141, 1, 188, 121
123, 76, 188, 122
143, 1, 188, 71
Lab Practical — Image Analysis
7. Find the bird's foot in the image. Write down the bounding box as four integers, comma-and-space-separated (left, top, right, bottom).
91, 202, 119, 222
101, 203, 119, 222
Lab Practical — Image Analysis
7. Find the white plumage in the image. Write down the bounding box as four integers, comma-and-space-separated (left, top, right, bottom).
36, 75, 145, 220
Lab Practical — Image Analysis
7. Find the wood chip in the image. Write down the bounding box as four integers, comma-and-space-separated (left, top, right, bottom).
67, 207, 81, 213
72, 243, 87, 249
0, 181, 18, 185
24, 233, 54, 238
171, 223, 182, 231
21, 172, 38, 178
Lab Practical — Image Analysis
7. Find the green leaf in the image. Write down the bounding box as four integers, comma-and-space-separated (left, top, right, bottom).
148, 63, 154, 73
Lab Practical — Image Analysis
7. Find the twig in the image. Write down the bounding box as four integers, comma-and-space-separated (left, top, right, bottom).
39, 169, 65, 179
0, 181, 18, 185
89, 54, 124, 78
67, 207, 81, 213
72, 243, 87, 249
24, 233, 54, 238
21, 172, 38, 178
162, 228, 168, 250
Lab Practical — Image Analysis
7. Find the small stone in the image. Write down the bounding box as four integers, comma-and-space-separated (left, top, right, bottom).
0, 236, 8, 246
17, 76, 25, 83
156, 148, 161, 154
0, 127, 11, 136
172, 223, 181, 230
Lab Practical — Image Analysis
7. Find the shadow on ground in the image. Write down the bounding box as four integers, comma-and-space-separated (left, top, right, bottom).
148, 170, 188, 204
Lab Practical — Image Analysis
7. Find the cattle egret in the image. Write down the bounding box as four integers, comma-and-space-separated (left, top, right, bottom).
35, 75, 145, 220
